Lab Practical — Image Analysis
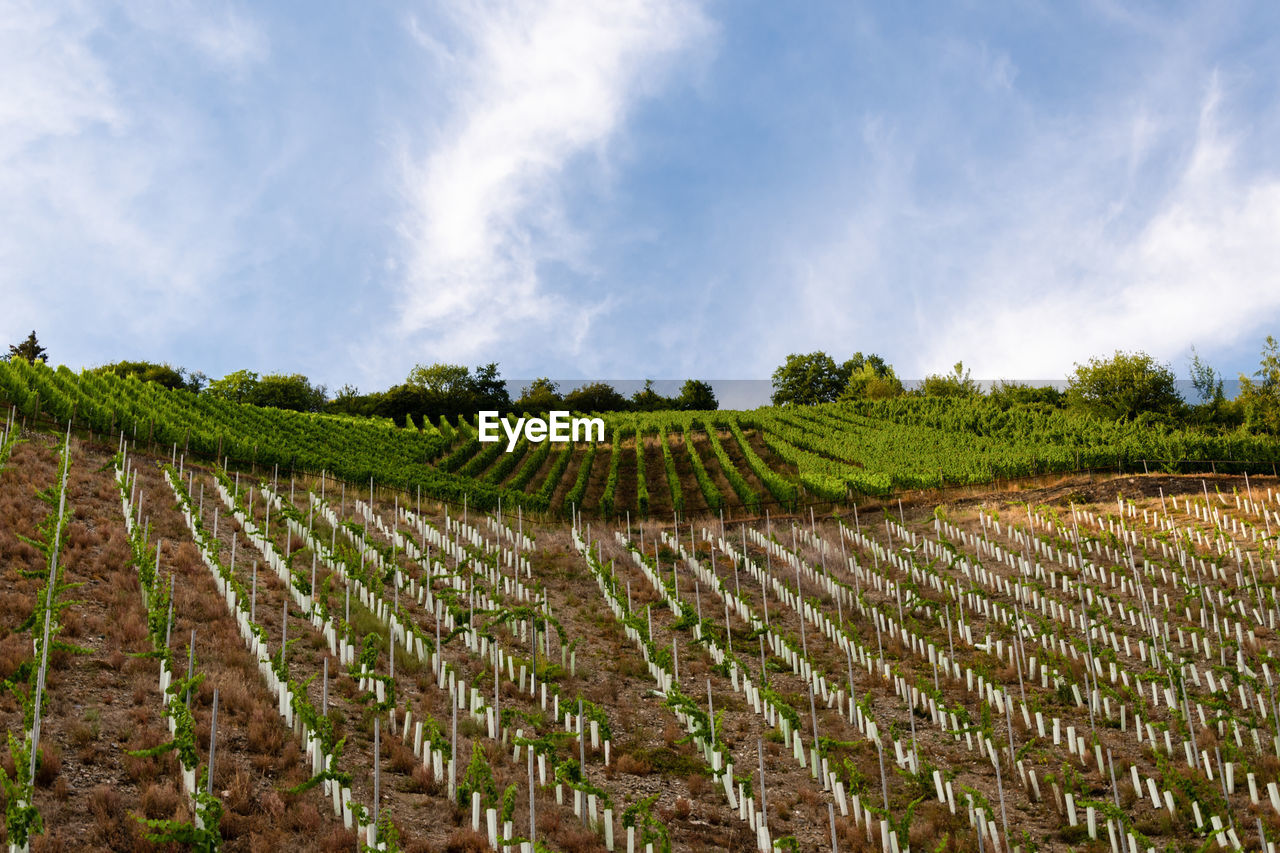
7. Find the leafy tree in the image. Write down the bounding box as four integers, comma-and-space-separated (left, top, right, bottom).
770, 352, 845, 406
630, 379, 675, 412
675, 379, 717, 410
918, 362, 979, 398
564, 382, 629, 413
1065, 351, 1183, 421
406, 363, 471, 396
515, 378, 562, 414
204, 369, 260, 404
371, 384, 425, 424
405, 362, 509, 417
987, 381, 1063, 408
96, 361, 188, 390
6, 331, 46, 363
840, 352, 903, 400
1188, 346, 1224, 405
470, 362, 511, 411
249, 373, 327, 412
326, 384, 381, 419
1238, 335, 1280, 433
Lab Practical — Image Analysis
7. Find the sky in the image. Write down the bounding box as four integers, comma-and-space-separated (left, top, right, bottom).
3, 0, 1280, 402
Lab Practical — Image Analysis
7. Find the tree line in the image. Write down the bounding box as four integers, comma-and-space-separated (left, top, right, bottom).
770, 339, 1280, 433
7, 328, 1280, 433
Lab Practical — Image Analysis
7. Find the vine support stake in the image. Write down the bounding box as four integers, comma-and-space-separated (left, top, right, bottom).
373, 717, 381, 848
207, 687, 219, 795
186, 630, 195, 706
527, 738, 536, 842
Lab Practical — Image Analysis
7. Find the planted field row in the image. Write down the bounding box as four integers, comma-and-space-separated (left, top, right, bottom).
11, 360, 1280, 522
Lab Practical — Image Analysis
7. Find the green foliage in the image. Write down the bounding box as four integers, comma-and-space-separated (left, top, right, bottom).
771, 352, 846, 406
917, 362, 979, 398
599, 427, 626, 517
6, 331, 47, 363
675, 379, 718, 411
657, 424, 683, 515
1066, 350, 1183, 421
1189, 346, 1224, 405
501, 783, 519, 824
622, 794, 671, 853
841, 352, 903, 400
458, 742, 497, 808
700, 419, 758, 512
682, 425, 722, 510
987, 380, 1063, 408
564, 382, 630, 413
0, 733, 42, 847
634, 428, 650, 515
204, 369, 261, 404
1239, 335, 1280, 433
249, 373, 328, 413
95, 360, 202, 391
631, 380, 675, 412
515, 378, 562, 414
560, 443, 594, 508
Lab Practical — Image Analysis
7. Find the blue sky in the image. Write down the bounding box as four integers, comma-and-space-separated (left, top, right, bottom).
4, 0, 1280, 400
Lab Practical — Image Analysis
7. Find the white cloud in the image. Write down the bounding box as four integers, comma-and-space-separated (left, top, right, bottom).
0, 1, 269, 364
926, 79, 1280, 380
0, 3, 121, 158
395, 0, 713, 366
784, 48, 1280, 384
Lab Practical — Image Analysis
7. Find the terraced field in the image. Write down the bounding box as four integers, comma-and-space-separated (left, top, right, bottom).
5, 404, 1280, 850
4, 359, 1279, 521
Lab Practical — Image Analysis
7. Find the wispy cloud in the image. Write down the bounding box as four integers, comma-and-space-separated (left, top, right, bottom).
395, 0, 713, 369
0, 1, 269, 364
783, 8, 1280, 384
925, 77, 1280, 380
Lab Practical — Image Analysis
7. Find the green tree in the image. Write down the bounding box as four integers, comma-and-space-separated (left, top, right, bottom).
770, 352, 845, 406
205, 369, 260, 404
6, 331, 47, 363
406, 363, 471, 396
1066, 351, 1183, 421
675, 379, 718, 411
840, 352, 903, 400
564, 382, 629, 413
184, 370, 208, 393
1238, 335, 1280, 433
515, 378, 562, 414
1188, 346, 1224, 405
249, 373, 327, 412
630, 379, 674, 412
471, 363, 511, 411
987, 381, 1063, 408
405, 362, 509, 416
96, 361, 187, 390
918, 362, 979, 398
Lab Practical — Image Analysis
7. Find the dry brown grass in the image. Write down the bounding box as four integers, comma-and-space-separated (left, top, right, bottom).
34, 743, 61, 787
140, 782, 181, 819
615, 753, 651, 775
442, 828, 489, 852
247, 706, 283, 754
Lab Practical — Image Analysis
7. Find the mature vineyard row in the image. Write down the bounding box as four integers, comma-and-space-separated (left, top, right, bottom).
4, 360, 1280, 520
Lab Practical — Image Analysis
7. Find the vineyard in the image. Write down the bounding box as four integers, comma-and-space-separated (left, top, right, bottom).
3, 360, 1279, 521
4, 405, 1280, 851
8, 360, 1280, 851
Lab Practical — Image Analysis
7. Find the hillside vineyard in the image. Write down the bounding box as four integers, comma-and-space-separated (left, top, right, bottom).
2, 359, 1278, 521
7, 361, 1280, 851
